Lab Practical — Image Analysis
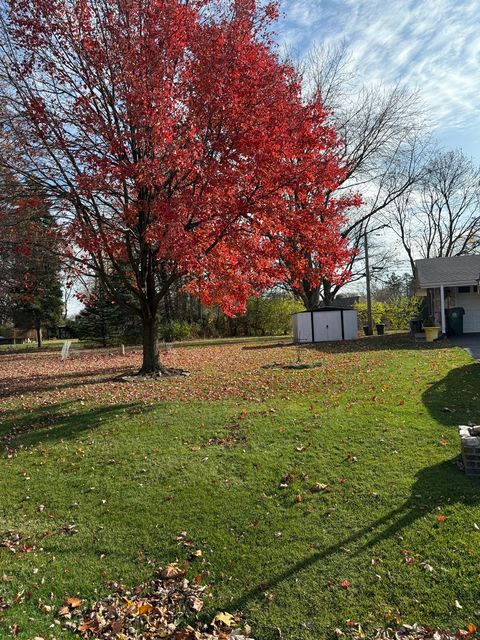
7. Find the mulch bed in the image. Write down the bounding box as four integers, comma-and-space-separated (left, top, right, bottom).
261, 362, 323, 370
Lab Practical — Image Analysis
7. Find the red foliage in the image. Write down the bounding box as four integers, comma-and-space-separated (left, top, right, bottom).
6, 0, 356, 318
274, 96, 362, 295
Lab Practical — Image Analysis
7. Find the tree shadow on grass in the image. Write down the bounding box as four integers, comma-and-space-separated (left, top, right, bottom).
422, 362, 480, 427
223, 363, 480, 618
222, 458, 478, 615
0, 401, 152, 449
0, 366, 137, 400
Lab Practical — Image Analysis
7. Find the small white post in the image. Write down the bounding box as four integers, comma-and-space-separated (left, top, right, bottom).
61, 340, 72, 361
120, 344, 125, 356
440, 285, 446, 335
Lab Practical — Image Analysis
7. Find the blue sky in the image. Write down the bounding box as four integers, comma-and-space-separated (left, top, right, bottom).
277, 0, 480, 161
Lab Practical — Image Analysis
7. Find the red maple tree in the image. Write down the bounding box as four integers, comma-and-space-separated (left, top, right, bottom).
0, 0, 355, 374
273, 97, 362, 308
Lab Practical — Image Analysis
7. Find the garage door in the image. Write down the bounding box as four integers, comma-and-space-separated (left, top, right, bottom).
455, 293, 480, 333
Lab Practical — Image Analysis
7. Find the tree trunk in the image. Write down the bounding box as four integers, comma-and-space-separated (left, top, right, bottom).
101, 310, 107, 348
138, 316, 187, 377
140, 317, 161, 374
165, 290, 172, 322
321, 281, 335, 307
36, 322, 42, 348
302, 284, 322, 311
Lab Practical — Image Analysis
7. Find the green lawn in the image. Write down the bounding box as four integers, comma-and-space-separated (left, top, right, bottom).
0, 335, 290, 353
0, 338, 81, 352
0, 335, 479, 639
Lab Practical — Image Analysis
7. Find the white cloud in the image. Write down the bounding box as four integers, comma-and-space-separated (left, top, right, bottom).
278, 0, 480, 137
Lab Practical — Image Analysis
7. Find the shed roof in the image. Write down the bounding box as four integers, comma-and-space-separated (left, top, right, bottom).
294, 306, 355, 314
415, 254, 480, 287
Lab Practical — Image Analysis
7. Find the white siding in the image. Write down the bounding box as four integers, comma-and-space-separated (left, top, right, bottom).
343, 310, 359, 340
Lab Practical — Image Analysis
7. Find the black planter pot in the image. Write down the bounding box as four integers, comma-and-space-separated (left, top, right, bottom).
376, 323, 385, 336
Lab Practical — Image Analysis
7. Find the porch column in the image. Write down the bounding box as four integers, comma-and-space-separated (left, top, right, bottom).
440, 285, 446, 335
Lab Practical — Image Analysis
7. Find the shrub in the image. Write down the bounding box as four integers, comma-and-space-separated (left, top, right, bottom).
246, 296, 304, 336
382, 296, 422, 330
354, 296, 421, 331
158, 320, 192, 342
354, 301, 386, 327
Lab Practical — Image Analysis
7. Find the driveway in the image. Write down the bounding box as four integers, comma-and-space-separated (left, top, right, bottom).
451, 333, 480, 362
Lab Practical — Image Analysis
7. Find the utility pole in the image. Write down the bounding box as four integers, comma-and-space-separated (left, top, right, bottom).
364, 231, 373, 336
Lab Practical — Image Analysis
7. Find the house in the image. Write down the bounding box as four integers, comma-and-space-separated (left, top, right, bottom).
0, 325, 37, 344
415, 255, 480, 334
318, 295, 360, 309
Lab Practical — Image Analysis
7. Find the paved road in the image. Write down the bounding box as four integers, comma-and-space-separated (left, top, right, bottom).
451, 334, 480, 362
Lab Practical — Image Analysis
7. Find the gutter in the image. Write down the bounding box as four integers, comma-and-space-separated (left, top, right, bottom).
417, 281, 478, 288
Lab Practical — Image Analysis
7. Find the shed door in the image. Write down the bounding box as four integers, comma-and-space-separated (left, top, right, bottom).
294, 314, 312, 342
313, 311, 342, 342
455, 293, 480, 333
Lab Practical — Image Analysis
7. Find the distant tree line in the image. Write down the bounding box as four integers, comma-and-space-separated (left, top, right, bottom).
72, 285, 303, 347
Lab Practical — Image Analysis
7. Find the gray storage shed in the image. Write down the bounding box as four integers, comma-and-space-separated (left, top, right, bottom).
292, 307, 358, 343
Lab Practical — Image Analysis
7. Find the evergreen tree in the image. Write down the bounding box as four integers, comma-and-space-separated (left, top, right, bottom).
3, 184, 64, 347
75, 281, 141, 347
10, 211, 63, 347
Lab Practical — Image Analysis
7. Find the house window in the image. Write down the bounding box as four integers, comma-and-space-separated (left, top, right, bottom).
458, 286, 471, 293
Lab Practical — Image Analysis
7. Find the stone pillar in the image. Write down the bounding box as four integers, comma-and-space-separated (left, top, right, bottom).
459, 425, 480, 477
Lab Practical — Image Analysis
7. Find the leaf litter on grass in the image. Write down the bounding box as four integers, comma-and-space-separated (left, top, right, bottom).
63, 564, 473, 640
0, 342, 380, 409
63, 565, 253, 639
341, 624, 477, 640
0, 531, 35, 554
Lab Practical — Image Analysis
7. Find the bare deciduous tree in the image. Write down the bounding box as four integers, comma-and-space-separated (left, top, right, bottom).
288, 43, 427, 308
389, 149, 480, 274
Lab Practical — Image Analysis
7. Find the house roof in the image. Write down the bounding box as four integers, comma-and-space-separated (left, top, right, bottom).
415, 255, 480, 287
318, 295, 360, 309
